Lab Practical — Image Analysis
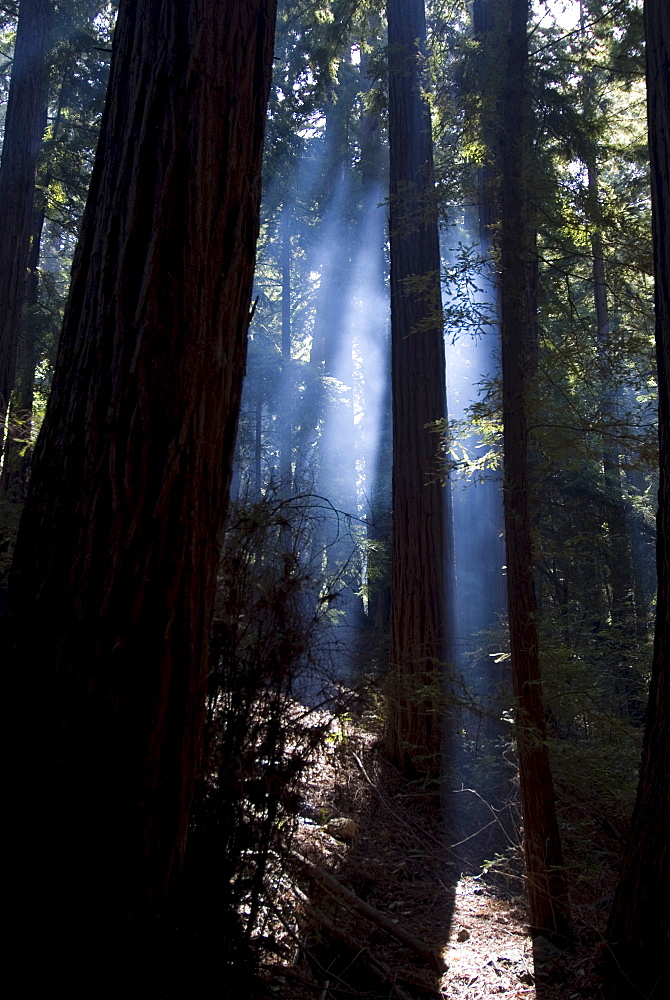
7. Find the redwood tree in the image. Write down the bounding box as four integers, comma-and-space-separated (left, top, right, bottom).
385, 0, 452, 776
2, 0, 277, 991
498, 0, 571, 942
0, 0, 51, 456
605, 1, 670, 991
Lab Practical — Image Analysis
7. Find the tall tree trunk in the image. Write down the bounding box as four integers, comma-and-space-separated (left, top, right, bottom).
0, 0, 50, 457
309, 87, 353, 374
589, 156, 641, 711
2, 0, 277, 993
2, 69, 69, 499
605, 2, 670, 992
385, 0, 452, 777
0, 198, 44, 499
255, 389, 264, 497
499, 0, 572, 942
359, 33, 391, 639
455, 0, 507, 739
579, 3, 638, 649
590, 160, 630, 619
473, 0, 497, 241
280, 218, 292, 490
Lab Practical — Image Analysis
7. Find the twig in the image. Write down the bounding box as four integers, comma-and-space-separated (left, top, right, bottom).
318, 980, 330, 1000
351, 750, 474, 867
297, 896, 419, 1000
270, 900, 357, 993
452, 787, 519, 849
291, 850, 446, 974
351, 751, 445, 851
449, 817, 497, 848
292, 884, 415, 1000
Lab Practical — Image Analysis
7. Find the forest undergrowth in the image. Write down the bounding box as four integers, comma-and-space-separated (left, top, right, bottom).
0, 486, 640, 1000
251, 708, 628, 1000
152, 489, 639, 1000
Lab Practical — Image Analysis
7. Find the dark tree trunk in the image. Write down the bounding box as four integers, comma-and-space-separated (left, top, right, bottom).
457, 0, 508, 740
309, 89, 353, 374
473, 0, 498, 241
2, 0, 277, 992
359, 33, 391, 638
255, 390, 264, 497
579, 4, 638, 644
280, 219, 292, 490
605, 2, 670, 992
589, 157, 640, 707
499, 0, 572, 942
2, 74, 67, 499
0, 198, 44, 499
385, 0, 452, 777
0, 0, 50, 456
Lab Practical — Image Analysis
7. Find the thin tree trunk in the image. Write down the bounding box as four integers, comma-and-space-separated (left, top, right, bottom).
2, 0, 277, 992
280, 219, 292, 490
385, 0, 452, 777
605, 2, 670, 992
589, 156, 639, 708
580, 5, 636, 636
2, 70, 68, 498
0, 0, 50, 457
358, 27, 391, 638
255, 390, 263, 497
499, 0, 571, 942
473, 0, 497, 242
0, 199, 44, 498
579, 0, 640, 696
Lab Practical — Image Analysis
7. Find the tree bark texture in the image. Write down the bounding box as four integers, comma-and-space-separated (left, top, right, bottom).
499, 0, 572, 942
606, 2, 670, 992
3, 0, 277, 990
386, 0, 452, 777
0, 0, 50, 456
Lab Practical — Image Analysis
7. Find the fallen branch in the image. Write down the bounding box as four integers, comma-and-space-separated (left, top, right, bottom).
351, 752, 445, 852
303, 899, 414, 1000
290, 850, 446, 974
350, 751, 470, 867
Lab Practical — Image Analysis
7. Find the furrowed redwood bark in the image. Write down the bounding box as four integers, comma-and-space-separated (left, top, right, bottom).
0, 0, 50, 455
385, 0, 452, 776
605, 2, 670, 992
499, 0, 571, 943
3, 0, 277, 990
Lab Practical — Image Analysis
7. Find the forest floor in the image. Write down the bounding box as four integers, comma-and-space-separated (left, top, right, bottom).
258, 705, 616, 1000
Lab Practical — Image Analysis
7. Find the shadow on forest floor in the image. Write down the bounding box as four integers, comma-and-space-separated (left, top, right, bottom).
261, 715, 457, 999
259, 708, 617, 1000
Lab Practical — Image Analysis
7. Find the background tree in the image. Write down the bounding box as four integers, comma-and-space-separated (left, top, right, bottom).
0, 0, 50, 455
498, 0, 571, 942
0, 1, 115, 501
2, 0, 277, 993
385, 0, 453, 777
605, 0, 670, 992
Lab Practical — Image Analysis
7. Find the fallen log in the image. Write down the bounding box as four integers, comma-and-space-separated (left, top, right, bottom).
290, 850, 446, 974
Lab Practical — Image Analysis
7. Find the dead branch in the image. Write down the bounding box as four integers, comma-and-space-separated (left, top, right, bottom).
304, 901, 415, 1000
290, 850, 447, 974
452, 787, 518, 849
351, 752, 446, 852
